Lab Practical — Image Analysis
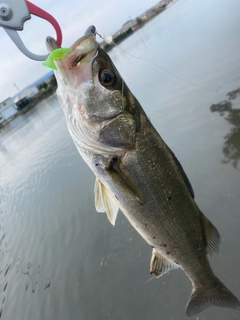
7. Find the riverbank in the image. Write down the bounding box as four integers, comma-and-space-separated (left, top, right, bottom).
102, 0, 175, 51
0, 87, 56, 129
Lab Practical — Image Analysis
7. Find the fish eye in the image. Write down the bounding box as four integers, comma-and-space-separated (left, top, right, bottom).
99, 69, 116, 87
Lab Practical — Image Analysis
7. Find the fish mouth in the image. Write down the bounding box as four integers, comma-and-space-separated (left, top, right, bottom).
46, 34, 99, 88
46, 33, 98, 78
67, 34, 99, 70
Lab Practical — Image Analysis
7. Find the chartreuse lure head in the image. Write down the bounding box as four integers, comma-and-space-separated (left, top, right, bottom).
43, 48, 70, 70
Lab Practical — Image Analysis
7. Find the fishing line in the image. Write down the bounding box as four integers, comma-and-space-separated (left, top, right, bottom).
121, 78, 125, 110
144, 276, 155, 285
113, 41, 203, 90
96, 32, 204, 90
96, 31, 220, 95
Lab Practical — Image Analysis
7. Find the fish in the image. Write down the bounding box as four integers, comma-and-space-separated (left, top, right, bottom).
46, 31, 240, 317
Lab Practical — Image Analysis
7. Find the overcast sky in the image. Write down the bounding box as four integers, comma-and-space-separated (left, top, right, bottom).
0, 0, 159, 102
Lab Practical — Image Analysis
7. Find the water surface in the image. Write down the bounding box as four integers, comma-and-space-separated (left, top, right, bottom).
1, 0, 240, 319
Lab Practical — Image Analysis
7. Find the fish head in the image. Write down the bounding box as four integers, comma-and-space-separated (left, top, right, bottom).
48, 34, 136, 153
54, 34, 125, 121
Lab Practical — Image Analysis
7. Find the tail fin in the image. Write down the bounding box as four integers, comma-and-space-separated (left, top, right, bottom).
186, 278, 240, 317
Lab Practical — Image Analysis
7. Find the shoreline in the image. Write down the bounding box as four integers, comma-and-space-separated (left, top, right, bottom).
102, 0, 175, 51
0, 87, 56, 129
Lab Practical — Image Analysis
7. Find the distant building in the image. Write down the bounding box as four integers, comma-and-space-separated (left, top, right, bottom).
0, 97, 15, 112
14, 86, 39, 110
0, 97, 18, 123
14, 86, 39, 104
122, 20, 135, 32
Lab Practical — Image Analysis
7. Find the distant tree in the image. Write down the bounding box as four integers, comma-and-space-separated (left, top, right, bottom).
103, 43, 112, 51
38, 82, 48, 91
113, 28, 133, 44
136, 17, 144, 27
49, 76, 57, 88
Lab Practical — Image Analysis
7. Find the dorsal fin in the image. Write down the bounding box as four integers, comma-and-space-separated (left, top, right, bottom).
167, 146, 195, 199
94, 179, 119, 225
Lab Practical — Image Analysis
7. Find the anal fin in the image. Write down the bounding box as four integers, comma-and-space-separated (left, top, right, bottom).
94, 179, 119, 226
150, 248, 179, 278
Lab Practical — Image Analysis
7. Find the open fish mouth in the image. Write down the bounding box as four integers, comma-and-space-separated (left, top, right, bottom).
67, 34, 99, 70
45, 34, 98, 86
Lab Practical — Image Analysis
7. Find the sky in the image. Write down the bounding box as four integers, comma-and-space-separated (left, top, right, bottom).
0, 0, 159, 102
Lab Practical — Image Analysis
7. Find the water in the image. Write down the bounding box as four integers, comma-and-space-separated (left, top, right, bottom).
1, 0, 240, 319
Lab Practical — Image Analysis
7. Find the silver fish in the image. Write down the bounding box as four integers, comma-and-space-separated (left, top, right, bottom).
46, 33, 240, 317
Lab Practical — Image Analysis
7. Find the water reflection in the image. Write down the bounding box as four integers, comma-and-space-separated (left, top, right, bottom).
210, 87, 240, 169
0, 188, 51, 319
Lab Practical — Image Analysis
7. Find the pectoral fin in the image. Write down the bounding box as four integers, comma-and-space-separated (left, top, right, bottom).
106, 157, 142, 202
94, 179, 119, 225
150, 249, 179, 278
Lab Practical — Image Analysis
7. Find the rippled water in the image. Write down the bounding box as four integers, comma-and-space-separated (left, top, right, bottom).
1, 0, 240, 319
